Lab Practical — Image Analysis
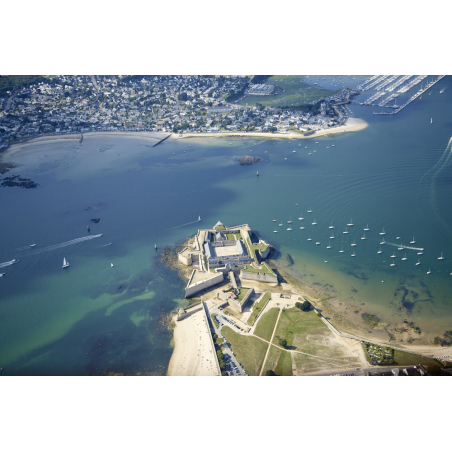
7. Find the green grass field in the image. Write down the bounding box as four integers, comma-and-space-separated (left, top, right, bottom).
254, 308, 279, 342
241, 262, 274, 275
263, 346, 293, 376
221, 326, 268, 376
238, 75, 337, 108
247, 291, 272, 326
393, 350, 440, 367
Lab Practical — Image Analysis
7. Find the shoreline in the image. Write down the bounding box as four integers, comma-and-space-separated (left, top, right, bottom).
0, 131, 170, 162
171, 117, 368, 141
0, 117, 367, 163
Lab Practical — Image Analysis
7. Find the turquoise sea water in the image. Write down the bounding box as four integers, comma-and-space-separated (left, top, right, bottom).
1, 76, 452, 375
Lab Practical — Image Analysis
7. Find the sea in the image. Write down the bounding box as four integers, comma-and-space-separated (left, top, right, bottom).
1, 75, 451, 375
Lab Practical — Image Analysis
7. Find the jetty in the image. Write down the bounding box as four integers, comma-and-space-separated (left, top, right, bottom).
152, 134, 171, 147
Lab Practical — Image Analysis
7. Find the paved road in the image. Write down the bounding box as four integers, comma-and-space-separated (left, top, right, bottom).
209, 311, 247, 376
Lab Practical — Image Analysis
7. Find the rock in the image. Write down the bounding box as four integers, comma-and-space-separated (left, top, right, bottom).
238, 155, 261, 166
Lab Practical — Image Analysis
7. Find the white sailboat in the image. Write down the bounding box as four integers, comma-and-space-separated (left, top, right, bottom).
351, 240, 357, 247
307, 236, 312, 241
300, 223, 305, 229
351, 252, 356, 257
330, 233, 335, 239
198, 216, 201, 222
390, 260, 395, 267
287, 227, 292, 231
438, 252, 444, 260
307, 207, 313, 213
398, 243, 404, 250
339, 246, 344, 253
379, 228, 385, 235
402, 254, 407, 261
329, 224, 334, 229
111, 263, 114, 267
361, 234, 366, 240
416, 259, 421, 266
377, 247, 382, 254
410, 237, 415, 244
364, 224, 369, 231
431, 118, 433, 124
287, 217, 293, 224
343, 227, 349, 234
347, 218, 354, 227
326, 243, 332, 249
30, 243, 37, 247
62, 258, 69, 268
391, 253, 396, 258
273, 229, 278, 233
312, 219, 317, 225
427, 268, 432, 274
380, 237, 386, 245
279, 221, 283, 226
298, 214, 304, 220
315, 241, 321, 245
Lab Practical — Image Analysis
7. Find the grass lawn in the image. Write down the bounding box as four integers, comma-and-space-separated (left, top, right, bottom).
263, 346, 293, 376
238, 75, 338, 108
244, 238, 257, 263
247, 291, 272, 325
227, 234, 235, 240
222, 326, 268, 376
392, 350, 441, 368
242, 262, 275, 275
254, 308, 280, 342
236, 287, 251, 303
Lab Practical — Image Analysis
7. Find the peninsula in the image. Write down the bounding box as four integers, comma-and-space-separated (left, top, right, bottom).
167, 221, 449, 376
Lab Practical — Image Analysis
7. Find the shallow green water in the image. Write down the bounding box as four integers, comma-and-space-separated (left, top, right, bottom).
1, 76, 452, 374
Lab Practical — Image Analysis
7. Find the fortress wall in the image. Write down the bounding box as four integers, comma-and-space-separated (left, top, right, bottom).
240, 271, 278, 284
229, 287, 254, 313
201, 302, 221, 376
185, 272, 224, 298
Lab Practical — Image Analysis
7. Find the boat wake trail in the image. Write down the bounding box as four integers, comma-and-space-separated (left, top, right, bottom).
169, 220, 200, 230
384, 241, 424, 251
25, 234, 103, 256
0, 260, 16, 269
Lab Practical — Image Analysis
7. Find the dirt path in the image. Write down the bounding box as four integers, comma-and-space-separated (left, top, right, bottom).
259, 308, 282, 376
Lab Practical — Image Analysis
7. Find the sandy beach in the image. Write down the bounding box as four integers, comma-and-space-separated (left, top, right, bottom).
0, 131, 169, 162
172, 117, 368, 141
167, 306, 220, 376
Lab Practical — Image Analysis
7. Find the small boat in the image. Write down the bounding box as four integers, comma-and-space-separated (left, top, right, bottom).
315, 241, 320, 245
343, 227, 349, 234
427, 268, 432, 274
111, 263, 114, 267
438, 252, 444, 260
351, 241, 357, 247
288, 218, 293, 224
347, 218, 354, 227
417, 251, 423, 255
364, 224, 369, 231
198, 216, 201, 221
30, 243, 37, 247
416, 259, 421, 266
0, 273, 5, 277
312, 219, 317, 225
256, 171, 259, 176
324, 260, 328, 263
298, 215, 304, 220
300, 224, 305, 230
307, 207, 313, 213
361, 234, 366, 240
273, 230, 278, 233
380, 238, 385, 245
87, 225, 90, 231
12, 259, 19, 264
279, 222, 283, 226
62, 258, 69, 268
155, 244, 157, 250
287, 227, 292, 231
390, 260, 395, 267
329, 224, 334, 229
396, 236, 400, 240
339, 246, 344, 253
273, 219, 277, 222
330, 233, 335, 239
307, 236, 312, 241
379, 228, 385, 235
332, 144, 335, 147
391, 253, 396, 258
398, 243, 404, 250
410, 237, 415, 244
377, 247, 382, 254
351, 252, 356, 257
308, 152, 312, 155
326, 243, 332, 249
402, 254, 407, 261
431, 118, 433, 124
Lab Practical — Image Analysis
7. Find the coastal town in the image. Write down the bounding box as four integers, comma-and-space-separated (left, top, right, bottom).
0, 75, 359, 152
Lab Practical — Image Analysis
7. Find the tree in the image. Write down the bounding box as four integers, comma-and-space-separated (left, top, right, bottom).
296, 300, 311, 312
279, 338, 287, 349
178, 92, 188, 101
265, 369, 277, 376
222, 371, 229, 376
